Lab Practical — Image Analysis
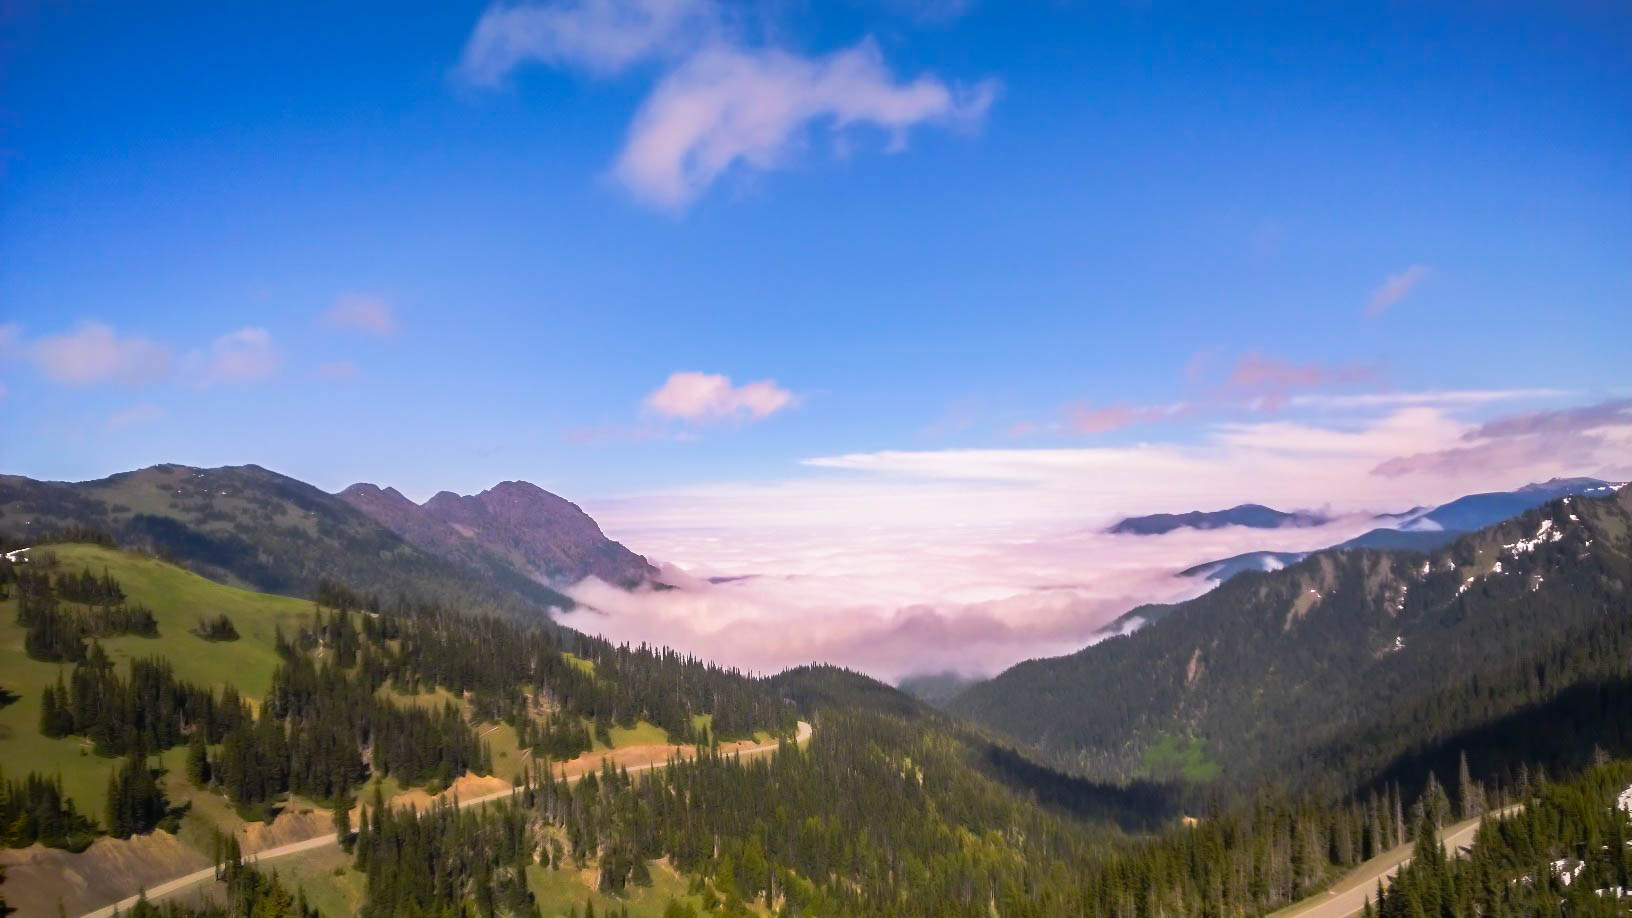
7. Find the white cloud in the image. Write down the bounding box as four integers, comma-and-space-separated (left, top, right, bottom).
456, 0, 997, 207
29, 321, 172, 386
575, 403, 1630, 680
322, 294, 396, 337
191, 327, 280, 387
614, 39, 996, 207
106, 403, 165, 430
643, 370, 793, 424
456, 0, 714, 83
1365, 264, 1431, 316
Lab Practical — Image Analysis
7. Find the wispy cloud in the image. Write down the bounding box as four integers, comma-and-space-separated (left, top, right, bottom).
29, 321, 172, 386
643, 370, 794, 424
106, 402, 165, 430
455, 0, 997, 208
456, 0, 714, 83
1289, 388, 1570, 409
1219, 353, 1376, 412
1370, 396, 1632, 479
1064, 401, 1191, 435
1224, 354, 1375, 391
1365, 264, 1431, 316
1461, 397, 1632, 440
614, 39, 996, 208
322, 294, 396, 337
190, 327, 281, 387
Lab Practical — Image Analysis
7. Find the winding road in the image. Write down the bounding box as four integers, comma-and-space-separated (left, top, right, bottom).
1274, 805, 1520, 918
81, 721, 812, 918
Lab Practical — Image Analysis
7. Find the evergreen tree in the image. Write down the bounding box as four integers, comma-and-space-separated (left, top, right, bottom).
333, 789, 354, 850
186, 730, 209, 787
105, 750, 166, 839
1457, 751, 1484, 820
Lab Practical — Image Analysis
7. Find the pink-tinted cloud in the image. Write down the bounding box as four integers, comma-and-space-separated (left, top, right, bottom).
1063, 401, 1193, 435
1066, 403, 1135, 435
322, 294, 396, 336
1461, 397, 1632, 441
643, 371, 794, 424
583, 403, 1627, 679
1371, 432, 1605, 479
1371, 396, 1632, 479
30, 321, 172, 386
1225, 354, 1376, 391
190, 327, 280, 387
1365, 265, 1432, 316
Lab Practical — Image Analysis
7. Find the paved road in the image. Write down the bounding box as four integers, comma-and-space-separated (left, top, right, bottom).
1277, 805, 1519, 918
81, 721, 812, 917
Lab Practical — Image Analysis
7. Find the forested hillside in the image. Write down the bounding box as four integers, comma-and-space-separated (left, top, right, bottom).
1372, 759, 1632, 917
952, 487, 1632, 790
8, 488, 1632, 915
0, 542, 792, 915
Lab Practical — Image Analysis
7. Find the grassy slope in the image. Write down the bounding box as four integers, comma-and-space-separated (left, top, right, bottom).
0, 543, 696, 835
0, 544, 315, 818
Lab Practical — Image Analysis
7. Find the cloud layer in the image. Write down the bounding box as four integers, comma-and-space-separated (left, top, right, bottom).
456, 0, 995, 207
572, 399, 1631, 681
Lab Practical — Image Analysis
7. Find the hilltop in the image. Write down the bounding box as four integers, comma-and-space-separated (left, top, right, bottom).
0, 464, 577, 620
341, 479, 654, 589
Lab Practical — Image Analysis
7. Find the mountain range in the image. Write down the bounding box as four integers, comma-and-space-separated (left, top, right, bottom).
950, 483, 1632, 787
1178, 477, 1625, 584
8, 462, 1632, 916
0, 463, 653, 622
1108, 503, 1330, 535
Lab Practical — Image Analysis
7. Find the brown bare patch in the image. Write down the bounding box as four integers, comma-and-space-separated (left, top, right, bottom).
239, 807, 332, 857
387, 772, 512, 813
0, 832, 209, 917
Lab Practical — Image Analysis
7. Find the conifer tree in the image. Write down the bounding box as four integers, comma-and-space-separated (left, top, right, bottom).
1457, 751, 1484, 821
333, 789, 353, 850
186, 730, 209, 786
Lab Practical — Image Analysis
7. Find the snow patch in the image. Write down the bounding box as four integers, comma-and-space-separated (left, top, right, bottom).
1503, 519, 1563, 556
3, 547, 30, 563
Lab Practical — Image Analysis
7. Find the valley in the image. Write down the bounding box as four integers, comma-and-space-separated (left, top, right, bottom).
3, 470, 1631, 916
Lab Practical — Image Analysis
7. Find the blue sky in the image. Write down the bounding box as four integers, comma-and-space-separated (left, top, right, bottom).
4, 0, 1631, 677
2, 1, 1629, 506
